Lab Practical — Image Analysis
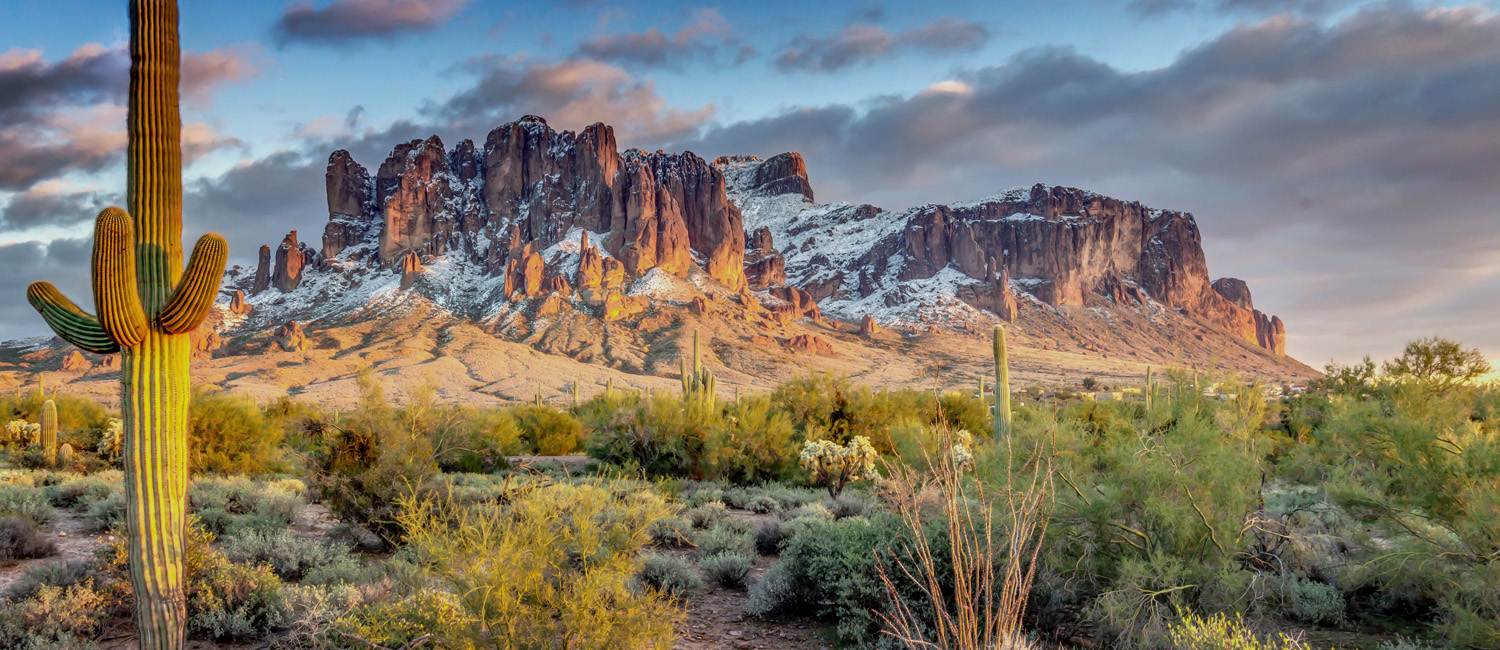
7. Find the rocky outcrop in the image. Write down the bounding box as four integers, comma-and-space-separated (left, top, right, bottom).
227, 290, 252, 316
61, 350, 90, 371
253, 244, 271, 294
399, 251, 423, 290
314, 116, 745, 289
273, 231, 307, 293
751, 152, 814, 202
274, 321, 308, 353
743, 227, 787, 290
1212, 278, 1253, 311
768, 286, 823, 324
324, 150, 374, 259
576, 232, 604, 291
860, 314, 880, 337
786, 334, 834, 356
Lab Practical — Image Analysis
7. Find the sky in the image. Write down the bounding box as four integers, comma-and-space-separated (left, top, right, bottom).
1, 0, 1498, 370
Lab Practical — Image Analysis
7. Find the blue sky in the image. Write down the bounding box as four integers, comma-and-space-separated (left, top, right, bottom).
2, 0, 1498, 369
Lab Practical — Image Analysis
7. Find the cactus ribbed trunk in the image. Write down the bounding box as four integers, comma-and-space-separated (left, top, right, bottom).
993, 325, 1011, 440
40, 399, 57, 467
27, 2, 225, 646
126, 2, 189, 646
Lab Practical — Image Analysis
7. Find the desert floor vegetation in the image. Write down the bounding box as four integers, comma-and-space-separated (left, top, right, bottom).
0, 337, 1494, 648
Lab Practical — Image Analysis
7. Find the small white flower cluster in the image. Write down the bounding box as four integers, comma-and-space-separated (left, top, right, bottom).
5, 419, 40, 445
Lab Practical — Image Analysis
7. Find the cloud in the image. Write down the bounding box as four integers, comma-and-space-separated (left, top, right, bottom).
0, 46, 255, 192
676, 5, 1500, 363
0, 237, 91, 341
1, 188, 118, 231
774, 17, 990, 72
436, 56, 714, 145
273, 0, 468, 47
1130, 0, 1357, 17
574, 9, 753, 70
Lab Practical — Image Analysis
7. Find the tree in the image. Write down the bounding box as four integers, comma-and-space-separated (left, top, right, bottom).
1382, 337, 1491, 389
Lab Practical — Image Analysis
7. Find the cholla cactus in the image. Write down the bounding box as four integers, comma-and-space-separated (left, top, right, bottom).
950, 429, 975, 472
98, 418, 124, 461
5, 419, 40, 446
799, 436, 880, 498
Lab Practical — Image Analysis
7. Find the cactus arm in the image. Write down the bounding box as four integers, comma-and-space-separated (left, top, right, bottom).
91, 208, 150, 347
158, 233, 227, 333
25, 282, 120, 354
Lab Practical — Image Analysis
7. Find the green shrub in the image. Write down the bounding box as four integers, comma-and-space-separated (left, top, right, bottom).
512, 404, 585, 455
694, 523, 754, 557
437, 407, 522, 472
7, 559, 92, 599
220, 529, 353, 582
189, 390, 285, 475
649, 515, 694, 547
754, 520, 785, 555
189, 476, 303, 536
274, 583, 369, 650
686, 500, 728, 529
744, 561, 796, 618
586, 391, 720, 477
637, 552, 702, 596
699, 552, 753, 589
80, 490, 125, 532
0, 483, 55, 524
44, 471, 119, 510
333, 588, 470, 648
188, 558, 288, 640
703, 395, 800, 483
1166, 610, 1311, 649
0, 515, 55, 561
0, 580, 109, 647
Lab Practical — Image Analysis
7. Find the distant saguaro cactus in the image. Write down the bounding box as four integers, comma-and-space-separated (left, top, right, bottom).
40, 399, 57, 467
681, 330, 716, 407
1146, 366, 1155, 412
23, 2, 226, 646
993, 325, 1012, 439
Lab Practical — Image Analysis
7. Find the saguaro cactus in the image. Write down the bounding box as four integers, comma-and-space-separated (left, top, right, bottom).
1146, 366, 1155, 411
993, 325, 1012, 439
681, 330, 716, 406
24, 2, 225, 646
40, 399, 57, 467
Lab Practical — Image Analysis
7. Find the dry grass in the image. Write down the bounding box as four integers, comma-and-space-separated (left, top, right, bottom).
876, 424, 1053, 649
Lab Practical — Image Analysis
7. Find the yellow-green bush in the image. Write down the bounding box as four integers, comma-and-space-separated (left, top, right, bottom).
391, 478, 682, 647
189, 390, 285, 475
512, 404, 586, 455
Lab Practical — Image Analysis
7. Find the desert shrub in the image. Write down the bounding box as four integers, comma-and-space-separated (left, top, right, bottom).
754, 520, 786, 555
700, 552, 753, 588
7, 559, 92, 599
189, 476, 303, 536
744, 561, 796, 618
702, 395, 800, 483
220, 529, 353, 582
744, 493, 780, 514
686, 500, 729, 529
1166, 610, 1311, 649
394, 478, 682, 646
189, 558, 288, 640
436, 407, 522, 472
512, 404, 585, 455
1278, 577, 1345, 625
0, 483, 55, 524
694, 523, 754, 557
680, 482, 726, 507
44, 471, 119, 510
274, 583, 370, 650
311, 370, 437, 543
189, 390, 284, 475
637, 552, 702, 596
649, 515, 694, 547
0, 579, 109, 648
0, 392, 113, 444
783, 502, 834, 522
586, 391, 721, 477
0, 515, 55, 561
746, 515, 905, 644
332, 588, 470, 648
827, 491, 875, 519
80, 490, 125, 532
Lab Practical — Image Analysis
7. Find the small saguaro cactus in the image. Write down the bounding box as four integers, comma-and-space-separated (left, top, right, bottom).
680, 330, 716, 406
40, 399, 58, 467
993, 325, 1012, 440
57, 442, 75, 467
22, 2, 226, 646
1146, 366, 1155, 411
571, 381, 581, 408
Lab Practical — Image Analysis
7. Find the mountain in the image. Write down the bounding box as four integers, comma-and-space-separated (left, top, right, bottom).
0, 116, 1313, 406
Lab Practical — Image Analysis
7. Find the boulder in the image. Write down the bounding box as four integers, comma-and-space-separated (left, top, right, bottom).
785, 334, 834, 356
274, 321, 308, 352
399, 250, 423, 290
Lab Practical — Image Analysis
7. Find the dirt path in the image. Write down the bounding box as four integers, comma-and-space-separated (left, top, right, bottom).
0, 510, 111, 595
673, 553, 832, 650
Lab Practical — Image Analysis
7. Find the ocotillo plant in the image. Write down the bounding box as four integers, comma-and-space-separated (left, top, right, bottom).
680, 330, 716, 407
993, 325, 1012, 439
23, 2, 226, 645
40, 399, 57, 468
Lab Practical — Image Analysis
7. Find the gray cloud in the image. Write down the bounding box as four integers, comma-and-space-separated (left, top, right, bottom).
575, 9, 753, 70
677, 5, 1500, 363
273, 0, 468, 47
1, 190, 118, 230
1130, 0, 1358, 17
0, 237, 91, 342
774, 18, 990, 72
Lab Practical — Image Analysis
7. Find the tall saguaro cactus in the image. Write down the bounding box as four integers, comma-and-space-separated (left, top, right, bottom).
681, 330, 716, 407
24, 2, 226, 646
40, 399, 58, 467
993, 325, 1012, 439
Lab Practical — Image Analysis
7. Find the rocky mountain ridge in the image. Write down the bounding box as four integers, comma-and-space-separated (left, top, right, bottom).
231, 115, 1287, 364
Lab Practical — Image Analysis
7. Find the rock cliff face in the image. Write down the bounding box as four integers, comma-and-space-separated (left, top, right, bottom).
315, 116, 745, 289
721, 157, 1289, 356
237, 116, 1289, 360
